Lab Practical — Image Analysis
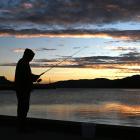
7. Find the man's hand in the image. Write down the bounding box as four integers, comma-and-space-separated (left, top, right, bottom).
37, 79, 42, 83
32, 74, 41, 82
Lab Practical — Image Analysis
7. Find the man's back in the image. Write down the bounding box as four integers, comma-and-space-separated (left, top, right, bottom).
15, 58, 33, 92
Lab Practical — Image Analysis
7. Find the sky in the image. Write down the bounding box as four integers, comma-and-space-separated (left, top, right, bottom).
0, 0, 140, 83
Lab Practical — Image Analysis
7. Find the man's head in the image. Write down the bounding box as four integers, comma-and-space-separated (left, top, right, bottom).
23, 48, 35, 62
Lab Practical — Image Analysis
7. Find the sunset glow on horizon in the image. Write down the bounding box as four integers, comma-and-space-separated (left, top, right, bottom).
0, 0, 140, 83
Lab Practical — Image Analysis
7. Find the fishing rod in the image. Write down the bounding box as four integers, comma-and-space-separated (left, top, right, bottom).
39, 47, 86, 77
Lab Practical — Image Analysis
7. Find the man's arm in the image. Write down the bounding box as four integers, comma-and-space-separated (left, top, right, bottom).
31, 74, 41, 82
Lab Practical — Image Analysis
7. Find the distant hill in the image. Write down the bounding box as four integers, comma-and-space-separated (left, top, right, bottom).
1, 75, 140, 90
0, 76, 13, 90
46, 75, 140, 88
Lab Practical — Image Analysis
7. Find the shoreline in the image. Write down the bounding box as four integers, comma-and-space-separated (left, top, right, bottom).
1, 87, 140, 91
0, 115, 140, 139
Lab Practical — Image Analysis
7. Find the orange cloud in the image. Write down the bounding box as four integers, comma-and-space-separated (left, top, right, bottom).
0, 29, 139, 41
12, 48, 25, 53
9, 33, 135, 40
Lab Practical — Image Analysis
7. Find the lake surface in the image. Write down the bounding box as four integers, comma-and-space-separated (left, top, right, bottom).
0, 88, 140, 127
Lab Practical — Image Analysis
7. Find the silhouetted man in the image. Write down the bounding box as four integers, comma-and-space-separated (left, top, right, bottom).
15, 48, 41, 131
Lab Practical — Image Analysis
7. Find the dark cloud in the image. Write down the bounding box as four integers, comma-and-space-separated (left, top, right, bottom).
73, 47, 81, 49
0, 28, 140, 42
107, 46, 137, 52
35, 48, 56, 51
33, 59, 58, 63
0, 0, 139, 29
0, 62, 16, 66
55, 55, 72, 58
120, 51, 140, 61
2, 50, 140, 70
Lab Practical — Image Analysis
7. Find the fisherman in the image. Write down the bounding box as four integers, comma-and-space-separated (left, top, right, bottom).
15, 48, 41, 131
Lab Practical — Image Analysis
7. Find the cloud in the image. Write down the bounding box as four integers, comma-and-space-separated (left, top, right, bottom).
31, 51, 140, 70
120, 51, 140, 61
0, 28, 140, 42
12, 48, 25, 53
0, 62, 16, 66
106, 46, 137, 52
4, 50, 140, 67
35, 48, 56, 51
2, 50, 140, 74
12, 47, 56, 53
0, 0, 139, 35
22, 3, 34, 9
55, 55, 72, 58
0, 0, 139, 24
0, 0, 140, 41
33, 59, 58, 63
73, 47, 81, 49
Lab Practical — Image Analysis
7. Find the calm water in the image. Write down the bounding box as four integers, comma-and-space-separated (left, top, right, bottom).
0, 88, 140, 127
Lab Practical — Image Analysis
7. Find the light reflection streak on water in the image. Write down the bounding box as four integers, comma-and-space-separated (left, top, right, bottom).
28, 102, 140, 126
0, 102, 140, 126
30, 102, 140, 118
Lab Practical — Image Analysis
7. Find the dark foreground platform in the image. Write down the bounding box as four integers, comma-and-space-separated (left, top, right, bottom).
0, 115, 140, 140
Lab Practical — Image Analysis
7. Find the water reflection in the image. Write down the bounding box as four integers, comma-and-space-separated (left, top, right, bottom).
31, 102, 140, 116
29, 102, 140, 126
103, 103, 140, 116
1, 89, 140, 127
